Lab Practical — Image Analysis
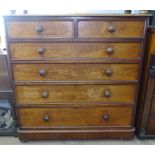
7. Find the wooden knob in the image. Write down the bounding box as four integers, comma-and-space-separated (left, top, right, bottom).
103, 114, 110, 121
104, 89, 111, 97
36, 25, 43, 33
39, 69, 46, 76
107, 25, 116, 33
43, 115, 49, 122
104, 68, 113, 76
41, 91, 48, 98
106, 47, 114, 55
37, 48, 45, 55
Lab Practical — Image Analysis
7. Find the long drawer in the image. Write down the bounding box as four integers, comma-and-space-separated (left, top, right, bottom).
15, 84, 136, 104
7, 21, 73, 38
9, 43, 141, 60
78, 20, 145, 38
18, 106, 133, 128
13, 63, 139, 81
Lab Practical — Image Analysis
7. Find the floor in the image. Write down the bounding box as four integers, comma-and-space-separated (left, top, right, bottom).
0, 136, 155, 145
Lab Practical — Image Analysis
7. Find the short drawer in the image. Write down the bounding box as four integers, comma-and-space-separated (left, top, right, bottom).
7, 21, 73, 38
13, 63, 139, 81
78, 20, 145, 38
18, 106, 133, 128
15, 84, 136, 104
9, 43, 141, 60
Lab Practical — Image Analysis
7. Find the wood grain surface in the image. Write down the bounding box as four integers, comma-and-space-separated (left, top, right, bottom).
18, 106, 133, 128
13, 63, 139, 81
78, 21, 145, 38
15, 84, 136, 104
7, 21, 73, 38
9, 43, 141, 60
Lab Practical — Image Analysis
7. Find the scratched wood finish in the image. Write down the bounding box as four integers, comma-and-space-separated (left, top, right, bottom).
18, 106, 133, 128
9, 43, 141, 60
78, 21, 145, 38
12, 63, 139, 81
15, 84, 136, 104
7, 21, 73, 38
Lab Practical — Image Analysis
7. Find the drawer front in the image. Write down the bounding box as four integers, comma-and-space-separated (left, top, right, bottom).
13, 64, 139, 81
9, 43, 141, 60
15, 84, 136, 104
7, 21, 73, 38
18, 106, 133, 128
78, 21, 145, 38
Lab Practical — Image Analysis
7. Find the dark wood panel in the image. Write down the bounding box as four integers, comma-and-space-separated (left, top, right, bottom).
135, 26, 155, 138
18, 128, 135, 141
16, 102, 134, 108
8, 38, 144, 43
147, 117, 155, 135
0, 55, 10, 90
10, 59, 141, 64
150, 99, 155, 116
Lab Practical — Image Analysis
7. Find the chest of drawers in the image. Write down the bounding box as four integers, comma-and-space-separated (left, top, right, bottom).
4, 15, 150, 141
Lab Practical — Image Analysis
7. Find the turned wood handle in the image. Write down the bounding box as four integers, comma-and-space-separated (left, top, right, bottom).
104, 68, 113, 76
41, 91, 49, 98
103, 114, 110, 121
106, 47, 114, 55
43, 115, 50, 122
39, 69, 46, 76
36, 25, 43, 33
107, 25, 116, 33
104, 89, 111, 97
37, 48, 45, 55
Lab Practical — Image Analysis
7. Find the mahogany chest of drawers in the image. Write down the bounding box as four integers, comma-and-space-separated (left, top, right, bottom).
4, 15, 150, 141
